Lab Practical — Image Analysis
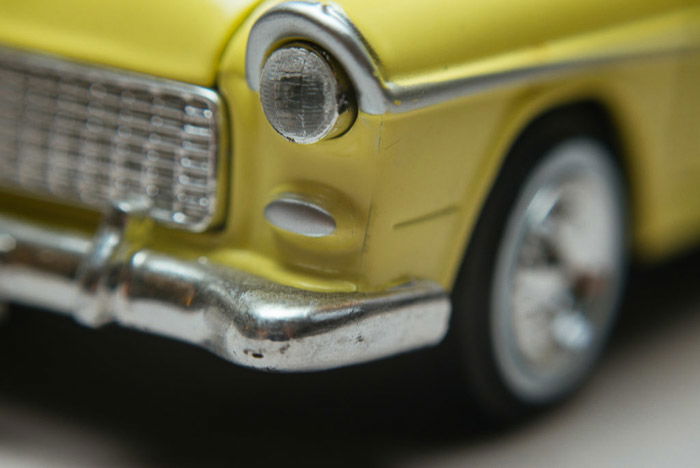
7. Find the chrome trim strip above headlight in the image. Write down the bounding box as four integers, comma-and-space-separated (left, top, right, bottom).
0, 208, 451, 371
246, 1, 695, 115
247, 1, 387, 114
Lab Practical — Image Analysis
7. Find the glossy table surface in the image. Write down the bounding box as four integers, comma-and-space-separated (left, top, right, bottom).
0, 249, 699, 468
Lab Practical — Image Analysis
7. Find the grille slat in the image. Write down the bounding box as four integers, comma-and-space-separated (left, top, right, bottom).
0, 47, 224, 231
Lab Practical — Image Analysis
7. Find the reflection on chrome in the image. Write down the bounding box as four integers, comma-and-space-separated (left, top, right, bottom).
0, 207, 450, 371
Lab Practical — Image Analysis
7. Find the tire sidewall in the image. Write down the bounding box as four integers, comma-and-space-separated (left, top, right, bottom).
450, 111, 628, 422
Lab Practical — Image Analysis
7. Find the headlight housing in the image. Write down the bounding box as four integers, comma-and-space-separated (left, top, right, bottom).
259, 43, 356, 144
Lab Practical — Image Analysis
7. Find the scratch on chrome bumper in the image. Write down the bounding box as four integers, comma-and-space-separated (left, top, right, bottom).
0, 207, 450, 371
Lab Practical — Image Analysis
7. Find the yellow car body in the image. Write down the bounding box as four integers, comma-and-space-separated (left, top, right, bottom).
2, 0, 699, 292
0, 0, 699, 374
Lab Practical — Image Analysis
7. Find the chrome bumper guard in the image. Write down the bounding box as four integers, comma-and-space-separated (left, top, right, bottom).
0, 205, 450, 371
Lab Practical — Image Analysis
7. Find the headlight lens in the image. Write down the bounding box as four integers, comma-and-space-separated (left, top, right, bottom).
260, 43, 356, 144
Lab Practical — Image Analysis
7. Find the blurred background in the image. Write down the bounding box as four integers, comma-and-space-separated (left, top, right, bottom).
0, 248, 699, 468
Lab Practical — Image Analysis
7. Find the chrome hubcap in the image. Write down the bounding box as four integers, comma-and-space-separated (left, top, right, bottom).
492, 139, 625, 402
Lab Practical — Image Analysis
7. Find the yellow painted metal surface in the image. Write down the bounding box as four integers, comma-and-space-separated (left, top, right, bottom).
340, 0, 692, 83
0, 0, 262, 85
214, 0, 700, 291
1, 0, 700, 293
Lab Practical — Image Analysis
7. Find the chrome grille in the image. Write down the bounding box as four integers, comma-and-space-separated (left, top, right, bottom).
0, 47, 225, 231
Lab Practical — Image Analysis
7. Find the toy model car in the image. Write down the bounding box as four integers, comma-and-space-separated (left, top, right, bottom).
1, 0, 698, 419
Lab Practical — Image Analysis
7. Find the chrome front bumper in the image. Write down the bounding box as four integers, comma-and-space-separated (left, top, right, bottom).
0, 206, 450, 371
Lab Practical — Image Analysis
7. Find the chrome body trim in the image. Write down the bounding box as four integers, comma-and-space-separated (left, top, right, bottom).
247, 1, 691, 115
0, 211, 450, 371
247, 2, 387, 114
0, 46, 227, 232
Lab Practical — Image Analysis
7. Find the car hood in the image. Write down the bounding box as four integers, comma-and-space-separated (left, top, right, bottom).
0, 0, 264, 86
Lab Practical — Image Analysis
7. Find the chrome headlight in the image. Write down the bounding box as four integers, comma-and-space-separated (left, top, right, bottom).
259, 43, 356, 144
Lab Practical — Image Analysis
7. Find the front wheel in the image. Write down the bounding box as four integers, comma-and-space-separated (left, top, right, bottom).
452, 116, 627, 422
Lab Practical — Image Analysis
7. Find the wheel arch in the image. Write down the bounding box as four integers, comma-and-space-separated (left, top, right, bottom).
446, 94, 639, 291
498, 99, 635, 224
